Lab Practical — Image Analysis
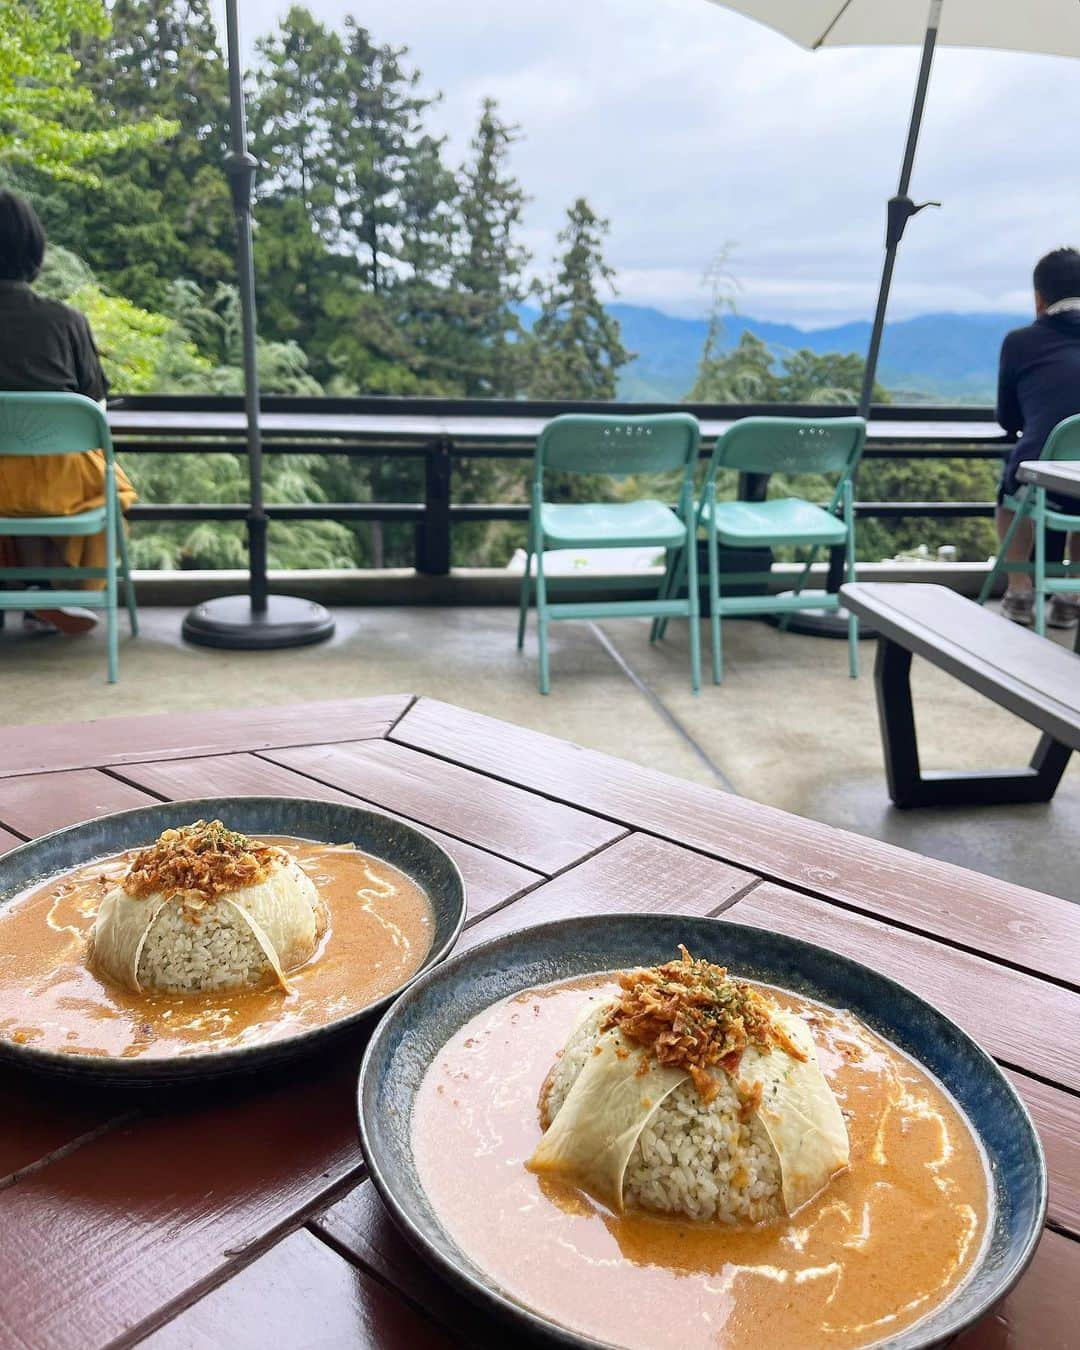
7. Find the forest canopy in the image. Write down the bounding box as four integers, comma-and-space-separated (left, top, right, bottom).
1, 0, 997, 567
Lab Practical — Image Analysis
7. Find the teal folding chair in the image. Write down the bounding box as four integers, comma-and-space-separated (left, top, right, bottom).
654, 415, 866, 684
977, 412, 1080, 636
517, 413, 702, 695
0, 392, 138, 683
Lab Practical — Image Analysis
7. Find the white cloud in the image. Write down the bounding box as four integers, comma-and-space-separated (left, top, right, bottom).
226, 0, 1079, 324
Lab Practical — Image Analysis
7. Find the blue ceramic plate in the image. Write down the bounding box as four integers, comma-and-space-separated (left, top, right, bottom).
0, 796, 466, 1083
358, 914, 1047, 1350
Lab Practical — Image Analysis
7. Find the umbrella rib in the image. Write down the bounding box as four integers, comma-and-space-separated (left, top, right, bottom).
813, 0, 857, 50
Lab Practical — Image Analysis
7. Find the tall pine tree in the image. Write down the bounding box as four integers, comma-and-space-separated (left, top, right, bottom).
453, 99, 529, 398
249, 7, 350, 356
528, 198, 631, 400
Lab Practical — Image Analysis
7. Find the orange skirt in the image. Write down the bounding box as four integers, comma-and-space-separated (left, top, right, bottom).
0, 451, 137, 591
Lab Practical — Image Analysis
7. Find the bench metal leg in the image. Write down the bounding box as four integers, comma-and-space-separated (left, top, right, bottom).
875, 639, 1072, 808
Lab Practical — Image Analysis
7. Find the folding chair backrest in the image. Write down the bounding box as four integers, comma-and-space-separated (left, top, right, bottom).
0, 391, 112, 461
1041, 412, 1080, 463
711, 415, 865, 478
535, 413, 699, 484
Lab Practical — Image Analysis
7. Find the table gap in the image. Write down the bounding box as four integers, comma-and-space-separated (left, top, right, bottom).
249, 747, 626, 876
389, 731, 1080, 995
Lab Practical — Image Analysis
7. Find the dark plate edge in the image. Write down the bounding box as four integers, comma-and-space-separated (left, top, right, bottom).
356, 914, 1049, 1350
0, 796, 467, 1083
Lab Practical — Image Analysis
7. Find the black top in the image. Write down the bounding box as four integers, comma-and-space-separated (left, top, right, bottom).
0, 280, 108, 403
997, 311, 1080, 494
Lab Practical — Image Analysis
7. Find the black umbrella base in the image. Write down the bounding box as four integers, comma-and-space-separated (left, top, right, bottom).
182, 594, 335, 650
764, 590, 878, 639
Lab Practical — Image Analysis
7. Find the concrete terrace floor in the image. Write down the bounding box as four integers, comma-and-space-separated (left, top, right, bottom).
2, 601, 1078, 902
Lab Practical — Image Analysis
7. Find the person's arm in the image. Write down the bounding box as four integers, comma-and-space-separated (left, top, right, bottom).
996, 331, 1022, 436
71, 311, 109, 404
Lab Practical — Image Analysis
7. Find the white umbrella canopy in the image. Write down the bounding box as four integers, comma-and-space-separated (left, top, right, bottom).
704, 0, 1080, 421
710, 0, 1080, 58
701, 0, 1080, 617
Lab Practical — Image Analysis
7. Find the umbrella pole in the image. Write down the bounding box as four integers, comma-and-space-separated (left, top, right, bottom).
787, 0, 942, 632
856, 0, 943, 421
222, 0, 266, 614
182, 0, 334, 650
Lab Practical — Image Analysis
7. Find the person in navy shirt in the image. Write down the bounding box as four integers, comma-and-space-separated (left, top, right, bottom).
995, 247, 1080, 626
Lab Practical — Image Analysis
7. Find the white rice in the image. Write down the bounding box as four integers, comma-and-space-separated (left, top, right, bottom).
542, 1007, 783, 1224
137, 900, 270, 995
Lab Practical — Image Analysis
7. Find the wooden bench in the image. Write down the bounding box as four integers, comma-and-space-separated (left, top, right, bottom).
841, 582, 1080, 807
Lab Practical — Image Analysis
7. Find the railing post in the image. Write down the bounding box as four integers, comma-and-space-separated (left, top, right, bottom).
416, 436, 452, 575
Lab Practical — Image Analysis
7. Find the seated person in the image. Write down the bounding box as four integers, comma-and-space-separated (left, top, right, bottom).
0, 188, 136, 635
996, 247, 1080, 627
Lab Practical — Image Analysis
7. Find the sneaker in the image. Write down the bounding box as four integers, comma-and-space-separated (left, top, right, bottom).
1048, 594, 1080, 629
28, 607, 98, 636
1001, 590, 1034, 626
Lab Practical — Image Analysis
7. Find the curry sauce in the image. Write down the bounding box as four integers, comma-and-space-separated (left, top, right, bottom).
0, 837, 433, 1059
413, 976, 991, 1350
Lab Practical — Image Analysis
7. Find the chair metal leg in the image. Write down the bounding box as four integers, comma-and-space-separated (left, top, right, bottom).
534, 550, 550, 694
655, 544, 688, 643
119, 523, 138, 637
685, 527, 701, 695
875, 638, 1072, 806
707, 520, 722, 684
778, 545, 818, 632
845, 483, 858, 678
651, 548, 677, 642
977, 498, 1028, 606
105, 479, 119, 684
517, 547, 532, 649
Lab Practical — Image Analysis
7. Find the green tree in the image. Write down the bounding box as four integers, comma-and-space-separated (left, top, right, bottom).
334, 21, 449, 294
0, 0, 173, 185
690, 330, 777, 402
19, 1, 226, 308
688, 251, 744, 400
528, 198, 632, 400
250, 7, 351, 353
687, 309, 996, 560
453, 99, 529, 398
318, 22, 459, 396
36, 244, 209, 391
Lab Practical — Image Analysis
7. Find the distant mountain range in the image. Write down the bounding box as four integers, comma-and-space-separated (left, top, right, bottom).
596, 304, 1028, 404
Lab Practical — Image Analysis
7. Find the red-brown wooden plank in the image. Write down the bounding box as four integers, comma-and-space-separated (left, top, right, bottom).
1004, 1069, 1080, 1239
0, 1058, 367, 1350
0, 824, 20, 854
0, 769, 156, 841
114, 753, 541, 922
0, 1067, 126, 1186
392, 698, 1080, 988
263, 739, 625, 875
0, 695, 412, 779
0, 774, 162, 1186
314, 1180, 498, 1347
719, 882, 1080, 1093
954, 1229, 1079, 1349
459, 832, 757, 952
141, 1228, 457, 1350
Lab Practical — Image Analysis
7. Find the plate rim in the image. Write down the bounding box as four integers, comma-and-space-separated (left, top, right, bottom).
0, 794, 467, 1081
356, 912, 1049, 1350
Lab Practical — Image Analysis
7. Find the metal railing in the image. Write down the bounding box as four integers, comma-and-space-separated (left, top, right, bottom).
109, 396, 1010, 575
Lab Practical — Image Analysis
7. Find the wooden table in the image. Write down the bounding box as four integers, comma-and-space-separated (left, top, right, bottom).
0, 695, 1077, 1349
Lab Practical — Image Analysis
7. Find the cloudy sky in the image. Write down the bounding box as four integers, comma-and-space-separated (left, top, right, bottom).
232, 0, 1079, 327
